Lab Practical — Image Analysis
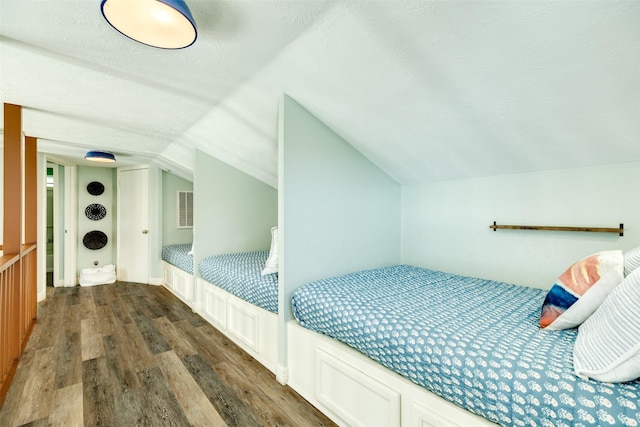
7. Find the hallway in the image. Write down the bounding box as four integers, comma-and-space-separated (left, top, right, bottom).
0, 282, 335, 426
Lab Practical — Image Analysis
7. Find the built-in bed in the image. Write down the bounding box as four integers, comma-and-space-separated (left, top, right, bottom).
288, 264, 640, 427
161, 244, 195, 307
196, 250, 279, 374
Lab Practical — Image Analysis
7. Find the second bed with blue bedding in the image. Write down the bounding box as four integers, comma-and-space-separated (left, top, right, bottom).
291, 265, 640, 427
161, 244, 193, 274
199, 251, 278, 313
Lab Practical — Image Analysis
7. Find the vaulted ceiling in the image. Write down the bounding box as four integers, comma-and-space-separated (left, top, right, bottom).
1, 1, 639, 187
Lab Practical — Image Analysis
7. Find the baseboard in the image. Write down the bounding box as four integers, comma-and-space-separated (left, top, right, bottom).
37, 290, 47, 303
148, 277, 163, 286
276, 365, 289, 385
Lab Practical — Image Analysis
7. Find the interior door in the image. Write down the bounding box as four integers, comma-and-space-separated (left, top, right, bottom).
118, 167, 149, 283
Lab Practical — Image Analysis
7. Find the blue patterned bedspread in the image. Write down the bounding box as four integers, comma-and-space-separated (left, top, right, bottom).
161, 244, 193, 274
291, 265, 640, 427
199, 251, 278, 313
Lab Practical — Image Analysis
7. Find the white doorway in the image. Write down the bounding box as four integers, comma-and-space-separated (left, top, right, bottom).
41, 159, 77, 289
117, 167, 149, 283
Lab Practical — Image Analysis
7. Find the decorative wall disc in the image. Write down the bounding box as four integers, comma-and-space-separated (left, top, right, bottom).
87, 181, 105, 196
83, 231, 108, 250
85, 203, 107, 221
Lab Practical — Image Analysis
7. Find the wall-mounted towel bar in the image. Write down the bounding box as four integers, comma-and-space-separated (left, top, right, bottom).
489, 221, 624, 236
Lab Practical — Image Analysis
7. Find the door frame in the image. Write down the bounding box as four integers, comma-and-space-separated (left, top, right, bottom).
39, 157, 77, 295
63, 165, 77, 287
117, 165, 150, 283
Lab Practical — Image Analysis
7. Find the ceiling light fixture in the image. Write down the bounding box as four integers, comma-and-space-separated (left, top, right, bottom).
100, 0, 197, 49
85, 151, 116, 163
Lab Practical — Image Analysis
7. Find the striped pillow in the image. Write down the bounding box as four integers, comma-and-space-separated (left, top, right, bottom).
624, 246, 640, 277
574, 267, 640, 383
539, 250, 623, 330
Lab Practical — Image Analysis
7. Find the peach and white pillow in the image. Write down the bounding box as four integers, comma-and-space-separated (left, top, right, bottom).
539, 250, 623, 330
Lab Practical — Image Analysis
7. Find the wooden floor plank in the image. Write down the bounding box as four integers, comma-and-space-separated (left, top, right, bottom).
26, 294, 65, 351
48, 383, 83, 427
96, 304, 119, 337
119, 292, 149, 319
0, 282, 337, 427
0, 350, 36, 427
214, 360, 291, 427
254, 369, 336, 426
181, 354, 261, 427
154, 317, 198, 359
197, 324, 263, 377
107, 292, 133, 325
80, 318, 105, 361
82, 357, 118, 427
137, 366, 192, 426
79, 287, 98, 322
156, 351, 226, 427
156, 287, 208, 327
54, 304, 82, 389
103, 335, 142, 392
64, 287, 80, 307
173, 321, 231, 368
132, 314, 172, 355
17, 418, 48, 427
12, 347, 57, 426
120, 322, 158, 372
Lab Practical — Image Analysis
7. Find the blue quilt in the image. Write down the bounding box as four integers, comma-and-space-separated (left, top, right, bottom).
199, 251, 278, 313
161, 244, 193, 274
291, 265, 640, 427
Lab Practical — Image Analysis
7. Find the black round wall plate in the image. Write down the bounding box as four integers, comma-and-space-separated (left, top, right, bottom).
87, 181, 105, 196
83, 230, 108, 250
85, 203, 107, 220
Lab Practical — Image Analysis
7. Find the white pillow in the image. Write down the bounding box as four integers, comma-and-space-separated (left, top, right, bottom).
573, 267, 640, 383
261, 226, 278, 276
539, 250, 623, 330
188, 245, 194, 256
624, 246, 640, 277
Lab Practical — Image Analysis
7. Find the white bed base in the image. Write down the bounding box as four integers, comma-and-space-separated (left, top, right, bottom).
161, 261, 195, 308
195, 277, 278, 376
287, 321, 497, 427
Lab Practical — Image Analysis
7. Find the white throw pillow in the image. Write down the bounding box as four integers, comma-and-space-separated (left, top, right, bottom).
261, 226, 278, 276
624, 246, 640, 277
573, 267, 640, 383
539, 250, 623, 330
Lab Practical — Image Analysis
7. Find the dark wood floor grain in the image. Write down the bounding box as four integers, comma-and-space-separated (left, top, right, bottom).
0, 282, 335, 427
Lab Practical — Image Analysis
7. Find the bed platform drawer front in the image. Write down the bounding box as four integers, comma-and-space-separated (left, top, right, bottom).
173, 272, 194, 304
202, 280, 227, 329
316, 349, 400, 427
162, 262, 174, 290
227, 300, 260, 353
411, 401, 466, 427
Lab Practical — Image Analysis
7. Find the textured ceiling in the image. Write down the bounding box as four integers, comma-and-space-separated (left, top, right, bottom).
1, 0, 639, 185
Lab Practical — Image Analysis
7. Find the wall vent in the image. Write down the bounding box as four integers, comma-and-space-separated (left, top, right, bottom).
177, 191, 193, 228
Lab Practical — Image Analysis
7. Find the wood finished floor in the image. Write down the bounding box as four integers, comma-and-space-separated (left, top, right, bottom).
0, 282, 336, 427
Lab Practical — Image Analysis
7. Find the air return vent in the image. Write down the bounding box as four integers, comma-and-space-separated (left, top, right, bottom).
177, 191, 193, 228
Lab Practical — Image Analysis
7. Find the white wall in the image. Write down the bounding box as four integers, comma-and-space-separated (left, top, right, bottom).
162, 171, 193, 245
76, 166, 116, 274
193, 149, 277, 274
148, 164, 162, 282
278, 94, 401, 370
402, 162, 640, 289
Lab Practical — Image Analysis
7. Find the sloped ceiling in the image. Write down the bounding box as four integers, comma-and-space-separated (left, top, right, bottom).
1, 0, 639, 186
